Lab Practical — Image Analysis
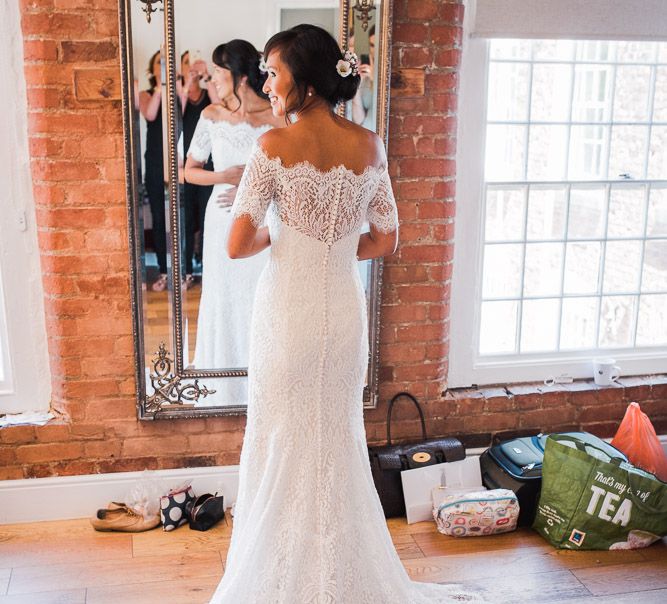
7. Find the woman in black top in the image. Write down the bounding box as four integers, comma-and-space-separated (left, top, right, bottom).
139, 51, 169, 292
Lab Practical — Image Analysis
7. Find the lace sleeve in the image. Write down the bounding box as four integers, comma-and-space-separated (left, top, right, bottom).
366, 168, 398, 233
187, 116, 211, 162
232, 143, 275, 227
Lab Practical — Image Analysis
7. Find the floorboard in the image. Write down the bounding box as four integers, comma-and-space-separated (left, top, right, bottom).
0, 515, 664, 603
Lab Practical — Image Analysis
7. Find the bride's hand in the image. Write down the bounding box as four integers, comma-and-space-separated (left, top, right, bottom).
220, 165, 245, 186
217, 187, 238, 208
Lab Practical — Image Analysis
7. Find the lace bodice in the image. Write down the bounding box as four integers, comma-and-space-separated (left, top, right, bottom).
232, 144, 398, 243
187, 117, 272, 172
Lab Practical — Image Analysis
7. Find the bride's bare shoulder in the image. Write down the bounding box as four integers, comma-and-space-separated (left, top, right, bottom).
256, 127, 290, 157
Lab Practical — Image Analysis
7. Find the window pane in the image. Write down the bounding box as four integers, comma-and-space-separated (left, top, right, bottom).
531, 63, 572, 122
533, 40, 574, 61
482, 244, 523, 297
576, 41, 615, 62
527, 125, 567, 180
647, 126, 667, 180
563, 242, 602, 294
655, 67, 667, 122
485, 125, 526, 181
568, 186, 607, 239
572, 64, 612, 122
608, 125, 648, 180
637, 294, 667, 345
487, 62, 530, 121
599, 295, 637, 347
569, 125, 608, 179
526, 186, 567, 241
616, 41, 657, 63
560, 297, 598, 349
607, 185, 646, 238
603, 240, 642, 293
641, 240, 667, 292
523, 242, 563, 296
485, 187, 526, 241
647, 187, 667, 236
490, 39, 531, 60
613, 65, 651, 122
659, 42, 667, 63
520, 298, 559, 352
479, 301, 518, 354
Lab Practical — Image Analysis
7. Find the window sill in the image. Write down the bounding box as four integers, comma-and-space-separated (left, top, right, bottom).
445, 373, 667, 400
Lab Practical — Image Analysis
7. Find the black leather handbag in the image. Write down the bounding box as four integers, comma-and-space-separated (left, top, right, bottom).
368, 392, 465, 518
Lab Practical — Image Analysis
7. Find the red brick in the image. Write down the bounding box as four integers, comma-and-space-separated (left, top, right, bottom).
405, 0, 439, 20
431, 25, 463, 47
23, 63, 72, 87
439, 2, 465, 24
15, 442, 83, 464
26, 87, 64, 109
32, 160, 100, 181
399, 244, 454, 264
425, 72, 459, 93
23, 39, 58, 61
418, 200, 456, 220
395, 180, 435, 200
61, 41, 117, 62
401, 47, 433, 69
394, 23, 430, 44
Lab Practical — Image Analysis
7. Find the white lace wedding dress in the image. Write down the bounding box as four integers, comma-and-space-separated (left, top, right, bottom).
209, 144, 481, 603
188, 117, 271, 402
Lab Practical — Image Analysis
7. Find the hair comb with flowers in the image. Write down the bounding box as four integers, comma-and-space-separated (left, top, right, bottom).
336, 50, 359, 78
258, 55, 268, 73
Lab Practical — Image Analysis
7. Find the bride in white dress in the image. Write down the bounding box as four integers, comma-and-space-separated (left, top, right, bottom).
184, 40, 283, 402
211, 25, 481, 603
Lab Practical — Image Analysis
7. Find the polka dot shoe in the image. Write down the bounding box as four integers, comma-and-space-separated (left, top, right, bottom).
160, 485, 196, 531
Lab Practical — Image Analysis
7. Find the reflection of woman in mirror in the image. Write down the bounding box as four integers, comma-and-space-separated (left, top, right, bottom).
184, 40, 282, 377
209, 23, 475, 604
349, 24, 376, 130
179, 50, 219, 288
138, 51, 169, 292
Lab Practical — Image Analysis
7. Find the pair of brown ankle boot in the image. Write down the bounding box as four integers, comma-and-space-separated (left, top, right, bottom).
90, 502, 160, 532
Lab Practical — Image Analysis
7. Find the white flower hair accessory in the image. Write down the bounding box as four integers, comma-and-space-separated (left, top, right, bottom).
336, 50, 359, 78
258, 56, 268, 73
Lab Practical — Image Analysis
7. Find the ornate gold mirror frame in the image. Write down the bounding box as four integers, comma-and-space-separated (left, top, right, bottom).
119, 0, 394, 419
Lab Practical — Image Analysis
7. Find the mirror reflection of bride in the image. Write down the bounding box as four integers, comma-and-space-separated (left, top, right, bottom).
184, 40, 283, 390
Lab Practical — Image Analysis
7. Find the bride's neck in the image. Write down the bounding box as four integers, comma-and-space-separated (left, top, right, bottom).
222, 87, 268, 117
293, 98, 334, 122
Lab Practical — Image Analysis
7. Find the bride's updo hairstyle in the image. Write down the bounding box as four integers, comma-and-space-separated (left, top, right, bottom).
211, 39, 268, 109
263, 24, 360, 114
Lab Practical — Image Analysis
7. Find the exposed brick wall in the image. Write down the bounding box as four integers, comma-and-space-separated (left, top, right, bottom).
1, 0, 665, 480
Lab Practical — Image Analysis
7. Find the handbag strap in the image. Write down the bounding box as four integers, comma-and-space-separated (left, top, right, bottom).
386, 392, 428, 445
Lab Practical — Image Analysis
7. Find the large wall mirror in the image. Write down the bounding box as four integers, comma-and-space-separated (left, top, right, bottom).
119, 0, 393, 419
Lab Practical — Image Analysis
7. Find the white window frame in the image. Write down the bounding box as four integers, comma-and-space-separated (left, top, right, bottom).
449, 0, 667, 387
0, 0, 51, 414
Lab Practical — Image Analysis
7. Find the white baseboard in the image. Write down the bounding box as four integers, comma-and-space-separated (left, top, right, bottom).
0, 465, 239, 525
1, 435, 665, 525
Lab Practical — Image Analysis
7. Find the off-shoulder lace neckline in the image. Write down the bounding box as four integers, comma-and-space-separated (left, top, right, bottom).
255, 144, 386, 179
200, 115, 273, 132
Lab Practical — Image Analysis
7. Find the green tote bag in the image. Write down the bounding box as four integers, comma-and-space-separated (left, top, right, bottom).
533, 434, 667, 550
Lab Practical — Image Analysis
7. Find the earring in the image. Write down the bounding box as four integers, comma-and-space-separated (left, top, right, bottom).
308, 91, 313, 97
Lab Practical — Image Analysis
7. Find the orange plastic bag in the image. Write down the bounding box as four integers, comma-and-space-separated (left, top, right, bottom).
611, 402, 667, 482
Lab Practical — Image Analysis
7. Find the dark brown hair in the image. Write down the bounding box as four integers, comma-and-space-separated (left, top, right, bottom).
264, 24, 360, 115
211, 39, 268, 111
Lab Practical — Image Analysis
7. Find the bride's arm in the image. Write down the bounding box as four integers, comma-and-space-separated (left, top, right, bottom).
227, 216, 270, 259
357, 225, 398, 260
184, 156, 244, 186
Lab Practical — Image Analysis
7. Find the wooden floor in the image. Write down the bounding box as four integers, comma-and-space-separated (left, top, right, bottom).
0, 514, 665, 603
